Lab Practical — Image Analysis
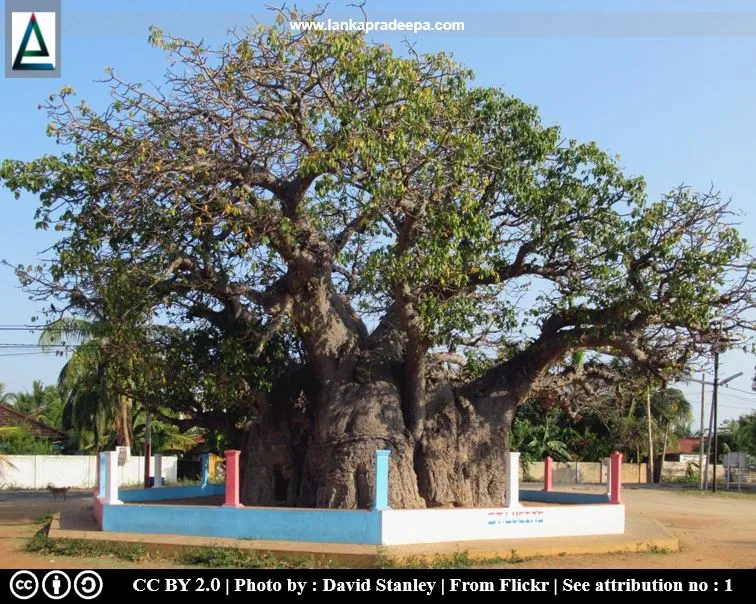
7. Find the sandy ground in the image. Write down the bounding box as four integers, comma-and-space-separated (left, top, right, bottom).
511, 485, 756, 569
0, 486, 754, 569
0, 490, 166, 569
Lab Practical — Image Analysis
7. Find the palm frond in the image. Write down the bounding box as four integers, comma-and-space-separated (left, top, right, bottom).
56, 339, 102, 392
38, 317, 98, 348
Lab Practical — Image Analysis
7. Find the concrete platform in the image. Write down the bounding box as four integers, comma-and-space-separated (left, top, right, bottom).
48, 507, 678, 567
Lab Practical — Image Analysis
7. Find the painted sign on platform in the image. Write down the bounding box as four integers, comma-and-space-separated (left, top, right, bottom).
487, 509, 545, 526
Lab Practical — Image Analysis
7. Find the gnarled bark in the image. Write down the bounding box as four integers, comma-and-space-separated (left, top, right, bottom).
415, 386, 516, 507
240, 364, 519, 509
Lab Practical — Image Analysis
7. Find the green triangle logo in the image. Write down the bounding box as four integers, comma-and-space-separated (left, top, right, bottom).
13, 13, 54, 71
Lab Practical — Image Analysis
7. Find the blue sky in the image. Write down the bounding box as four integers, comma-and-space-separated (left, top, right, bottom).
1, 0, 756, 428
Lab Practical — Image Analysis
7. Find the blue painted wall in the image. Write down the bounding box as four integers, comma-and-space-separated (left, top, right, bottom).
102, 504, 382, 545
119, 483, 225, 502
520, 490, 609, 505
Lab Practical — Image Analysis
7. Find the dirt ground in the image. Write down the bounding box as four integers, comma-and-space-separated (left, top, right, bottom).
0, 490, 165, 569
512, 485, 756, 569
0, 486, 754, 569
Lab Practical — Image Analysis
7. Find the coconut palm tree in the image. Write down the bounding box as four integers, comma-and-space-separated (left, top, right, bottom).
721, 412, 756, 456
39, 317, 134, 450
650, 387, 693, 481
11, 380, 64, 428
0, 383, 14, 405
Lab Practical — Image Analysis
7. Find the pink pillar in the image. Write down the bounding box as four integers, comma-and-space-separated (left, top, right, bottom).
543, 456, 554, 492
609, 451, 623, 504
223, 450, 242, 508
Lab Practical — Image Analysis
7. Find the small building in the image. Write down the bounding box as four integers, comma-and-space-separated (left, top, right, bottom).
663, 437, 700, 463
0, 403, 66, 443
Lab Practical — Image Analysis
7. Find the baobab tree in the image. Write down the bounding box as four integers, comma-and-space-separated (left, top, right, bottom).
2, 9, 754, 508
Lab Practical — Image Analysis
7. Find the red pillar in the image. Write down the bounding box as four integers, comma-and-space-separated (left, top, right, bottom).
223, 450, 242, 508
544, 456, 554, 492
610, 451, 623, 504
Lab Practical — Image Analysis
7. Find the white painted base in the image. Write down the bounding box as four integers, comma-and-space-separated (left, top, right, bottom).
380, 504, 625, 545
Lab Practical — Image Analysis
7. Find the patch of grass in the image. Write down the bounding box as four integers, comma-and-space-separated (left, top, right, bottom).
377, 548, 531, 569
643, 544, 671, 554
377, 551, 473, 569
27, 520, 149, 562
35, 512, 54, 525
28, 533, 149, 562
178, 546, 340, 569
604, 544, 672, 556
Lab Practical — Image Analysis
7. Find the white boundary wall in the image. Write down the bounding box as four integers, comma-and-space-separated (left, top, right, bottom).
0, 455, 177, 489
380, 504, 625, 545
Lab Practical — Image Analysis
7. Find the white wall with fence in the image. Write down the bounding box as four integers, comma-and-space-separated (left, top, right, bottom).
521, 459, 729, 484
0, 455, 177, 489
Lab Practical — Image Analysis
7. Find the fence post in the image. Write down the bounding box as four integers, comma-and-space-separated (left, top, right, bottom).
372, 449, 391, 511
605, 458, 612, 498
103, 451, 122, 505
97, 452, 107, 499
609, 451, 623, 504
505, 452, 522, 508
223, 450, 242, 507
544, 456, 554, 492
201, 454, 210, 488
153, 454, 163, 488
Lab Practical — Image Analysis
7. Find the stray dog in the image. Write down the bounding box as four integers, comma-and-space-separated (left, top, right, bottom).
47, 484, 70, 501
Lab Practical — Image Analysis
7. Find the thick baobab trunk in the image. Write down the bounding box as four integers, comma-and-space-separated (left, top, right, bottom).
299, 372, 425, 509
240, 368, 518, 509
242, 393, 309, 506
415, 388, 517, 507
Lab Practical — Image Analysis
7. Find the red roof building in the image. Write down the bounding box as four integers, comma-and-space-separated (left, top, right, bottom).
669, 437, 700, 455
0, 403, 66, 441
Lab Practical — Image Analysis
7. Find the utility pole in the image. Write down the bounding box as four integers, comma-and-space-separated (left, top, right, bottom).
698, 373, 705, 490
713, 352, 719, 493
704, 392, 714, 489
684, 369, 740, 490
646, 387, 654, 484
144, 412, 152, 489
698, 356, 741, 493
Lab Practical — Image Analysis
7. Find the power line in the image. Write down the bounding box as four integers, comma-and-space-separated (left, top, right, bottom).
0, 344, 73, 349
722, 385, 756, 397
704, 390, 756, 405
712, 392, 756, 405
0, 343, 70, 345
715, 402, 756, 411
678, 388, 755, 409
0, 352, 64, 357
